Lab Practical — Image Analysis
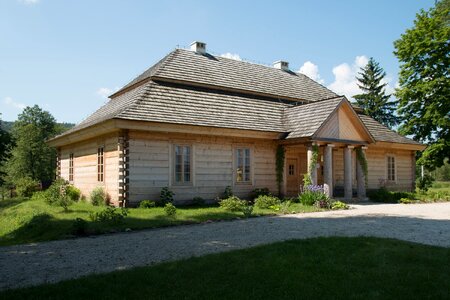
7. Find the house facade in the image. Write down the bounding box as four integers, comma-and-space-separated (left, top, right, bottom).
48, 42, 425, 206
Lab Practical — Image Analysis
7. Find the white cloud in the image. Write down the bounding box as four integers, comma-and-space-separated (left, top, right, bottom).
3, 96, 26, 110
220, 53, 242, 61
298, 61, 324, 84
96, 87, 120, 99
327, 55, 369, 99
18, 0, 40, 5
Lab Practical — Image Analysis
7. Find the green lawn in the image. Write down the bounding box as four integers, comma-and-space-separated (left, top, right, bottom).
0, 197, 321, 246
1, 237, 449, 299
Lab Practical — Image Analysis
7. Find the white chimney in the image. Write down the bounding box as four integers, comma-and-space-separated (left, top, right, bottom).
190, 41, 206, 54
273, 60, 289, 71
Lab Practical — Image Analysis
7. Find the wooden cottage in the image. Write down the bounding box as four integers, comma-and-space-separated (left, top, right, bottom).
48, 42, 425, 206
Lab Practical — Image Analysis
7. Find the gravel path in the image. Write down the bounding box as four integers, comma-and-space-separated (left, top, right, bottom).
1, 202, 449, 290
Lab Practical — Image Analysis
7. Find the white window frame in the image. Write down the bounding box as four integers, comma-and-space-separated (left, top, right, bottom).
69, 153, 74, 182
234, 147, 252, 184
172, 144, 193, 186
97, 146, 104, 182
386, 154, 397, 183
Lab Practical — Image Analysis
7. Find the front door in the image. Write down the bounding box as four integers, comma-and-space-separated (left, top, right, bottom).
286, 158, 299, 196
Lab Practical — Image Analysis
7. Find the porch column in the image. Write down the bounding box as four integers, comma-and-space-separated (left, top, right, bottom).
344, 145, 354, 200
323, 144, 334, 198
356, 146, 367, 200
307, 144, 317, 185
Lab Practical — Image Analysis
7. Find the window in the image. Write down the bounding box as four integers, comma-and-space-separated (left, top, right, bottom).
288, 164, 295, 176
97, 147, 104, 182
236, 148, 251, 182
387, 156, 395, 181
174, 145, 191, 184
69, 153, 74, 182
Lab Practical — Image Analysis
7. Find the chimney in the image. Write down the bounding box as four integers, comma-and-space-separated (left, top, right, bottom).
190, 41, 206, 54
273, 60, 289, 71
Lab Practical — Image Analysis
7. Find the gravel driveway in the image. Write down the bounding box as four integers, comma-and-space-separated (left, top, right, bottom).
1, 202, 449, 290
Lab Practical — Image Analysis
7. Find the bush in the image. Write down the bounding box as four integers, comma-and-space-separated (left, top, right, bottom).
331, 201, 349, 210
254, 195, 281, 209
219, 196, 247, 212
416, 174, 434, 192
90, 187, 106, 206
164, 203, 177, 218
367, 188, 415, 203
270, 200, 292, 214
192, 196, 205, 206
89, 207, 128, 224
139, 200, 156, 208
242, 205, 253, 218
299, 185, 328, 206
72, 218, 88, 235
251, 188, 270, 200
66, 185, 81, 202
160, 187, 174, 205
223, 186, 233, 199
314, 198, 332, 209
41, 179, 73, 212
15, 177, 39, 197
399, 198, 413, 204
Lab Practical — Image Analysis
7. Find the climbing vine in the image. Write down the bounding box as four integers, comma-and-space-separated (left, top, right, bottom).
308, 144, 319, 175
275, 145, 285, 196
355, 147, 368, 186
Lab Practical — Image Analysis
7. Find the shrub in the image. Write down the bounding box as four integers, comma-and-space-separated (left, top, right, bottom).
367, 188, 415, 203
223, 186, 233, 199
272, 200, 292, 214
192, 196, 205, 206
90, 187, 106, 206
331, 201, 349, 210
251, 188, 270, 200
42, 179, 73, 212
160, 187, 175, 205
72, 218, 88, 235
399, 198, 413, 204
242, 205, 253, 218
164, 203, 177, 218
89, 207, 128, 224
139, 200, 156, 208
219, 196, 247, 212
416, 174, 434, 192
254, 195, 281, 209
15, 177, 39, 197
299, 185, 328, 206
314, 198, 332, 209
66, 185, 81, 202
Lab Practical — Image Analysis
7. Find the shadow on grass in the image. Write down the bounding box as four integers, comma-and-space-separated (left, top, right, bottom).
0, 197, 29, 210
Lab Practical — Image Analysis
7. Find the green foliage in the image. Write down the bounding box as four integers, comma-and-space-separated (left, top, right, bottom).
219, 196, 247, 212
160, 187, 175, 204
251, 187, 270, 200
164, 203, 177, 218
90, 187, 106, 206
353, 57, 398, 128
14, 177, 39, 197
89, 207, 128, 224
6, 105, 58, 185
299, 186, 328, 206
303, 173, 312, 187
394, 0, 450, 169
275, 145, 285, 196
331, 201, 349, 210
139, 200, 157, 208
41, 179, 73, 212
367, 188, 415, 203
66, 185, 81, 202
308, 144, 319, 175
434, 159, 450, 181
416, 174, 435, 192
72, 218, 88, 235
0, 115, 12, 185
254, 195, 281, 209
223, 186, 233, 199
270, 200, 292, 214
241, 204, 253, 218
399, 198, 413, 204
355, 147, 368, 186
314, 198, 332, 209
192, 197, 205, 206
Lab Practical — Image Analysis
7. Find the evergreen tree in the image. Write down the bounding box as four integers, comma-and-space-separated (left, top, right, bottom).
6, 105, 58, 185
0, 115, 12, 185
394, 0, 449, 169
353, 57, 399, 128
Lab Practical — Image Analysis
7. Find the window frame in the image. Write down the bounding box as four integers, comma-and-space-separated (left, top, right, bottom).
386, 154, 396, 183
234, 147, 252, 184
69, 153, 74, 182
97, 146, 104, 182
172, 144, 193, 186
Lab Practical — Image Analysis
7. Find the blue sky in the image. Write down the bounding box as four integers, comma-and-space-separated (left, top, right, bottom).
0, 0, 435, 123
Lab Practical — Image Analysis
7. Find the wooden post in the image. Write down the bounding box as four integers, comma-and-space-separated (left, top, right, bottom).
323, 144, 334, 198
344, 145, 354, 200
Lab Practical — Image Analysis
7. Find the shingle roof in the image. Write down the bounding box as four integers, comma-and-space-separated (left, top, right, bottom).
112, 49, 338, 102
358, 114, 422, 145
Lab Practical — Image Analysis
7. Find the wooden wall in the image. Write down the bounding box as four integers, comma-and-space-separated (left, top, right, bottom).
127, 131, 278, 205
59, 133, 120, 205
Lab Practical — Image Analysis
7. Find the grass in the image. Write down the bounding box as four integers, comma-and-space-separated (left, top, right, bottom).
1, 237, 449, 299
430, 181, 450, 192
0, 197, 321, 246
